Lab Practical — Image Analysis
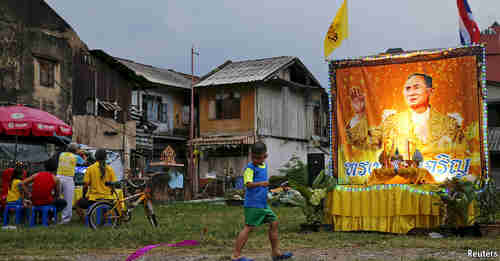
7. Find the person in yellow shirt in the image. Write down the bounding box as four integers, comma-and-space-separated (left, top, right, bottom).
78, 149, 117, 210
6, 165, 25, 205
56, 143, 85, 224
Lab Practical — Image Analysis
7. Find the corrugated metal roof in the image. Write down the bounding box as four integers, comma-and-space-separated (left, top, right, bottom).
115, 57, 192, 89
168, 69, 200, 83
195, 56, 297, 87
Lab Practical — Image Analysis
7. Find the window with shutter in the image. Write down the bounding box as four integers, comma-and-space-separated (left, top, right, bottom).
86, 99, 95, 115
208, 101, 216, 120
0, 68, 14, 90
231, 92, 240, 119
143, 95, 164, 122
223, 98, 232, 119
161, 103, 168, 123
146, 98, 155, 121
183, 105, 190, 124
38, 58, 55, 87
214, 89, 241, 120
216, 92, 223, 120
313, 106, 320, 136
132, 92, 138, 106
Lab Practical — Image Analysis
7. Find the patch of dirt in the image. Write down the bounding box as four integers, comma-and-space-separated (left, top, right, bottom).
5, 247, 497, 261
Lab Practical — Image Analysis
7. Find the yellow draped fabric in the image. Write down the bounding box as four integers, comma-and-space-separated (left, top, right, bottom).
73, 186, 126, 209
324, 185, 475, 234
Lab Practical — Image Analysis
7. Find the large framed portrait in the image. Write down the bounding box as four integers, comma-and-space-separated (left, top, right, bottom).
329, 46, 487, 185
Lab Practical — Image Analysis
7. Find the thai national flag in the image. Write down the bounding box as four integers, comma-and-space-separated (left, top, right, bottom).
457, 0, 480, 45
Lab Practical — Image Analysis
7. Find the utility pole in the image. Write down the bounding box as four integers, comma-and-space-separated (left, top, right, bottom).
188, 46, 199, 200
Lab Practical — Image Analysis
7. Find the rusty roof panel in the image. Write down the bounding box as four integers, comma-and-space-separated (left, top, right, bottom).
115, 57, 192, 89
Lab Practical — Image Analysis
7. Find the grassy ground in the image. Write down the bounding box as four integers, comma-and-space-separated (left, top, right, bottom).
0, 203, 498, 260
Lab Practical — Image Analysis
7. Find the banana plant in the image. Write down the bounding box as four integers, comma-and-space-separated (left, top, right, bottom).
435, 177, 479, 228
278, 155, 337, 225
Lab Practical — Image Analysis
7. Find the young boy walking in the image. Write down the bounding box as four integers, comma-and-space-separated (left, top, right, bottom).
232, 142, 293, 261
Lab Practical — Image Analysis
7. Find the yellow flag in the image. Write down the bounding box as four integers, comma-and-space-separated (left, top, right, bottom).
324, 0, 348, 58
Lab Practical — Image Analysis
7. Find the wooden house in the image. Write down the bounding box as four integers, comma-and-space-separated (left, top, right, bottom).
73, 50, 196, 174
114, 57, 196, 169
71, 50, 138, 171
191, 56, 329, 182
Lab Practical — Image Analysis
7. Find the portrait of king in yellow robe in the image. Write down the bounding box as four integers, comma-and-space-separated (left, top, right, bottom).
344, 73, 470, 183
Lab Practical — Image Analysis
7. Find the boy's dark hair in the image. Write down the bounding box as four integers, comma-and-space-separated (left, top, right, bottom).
95, 149, 107, 161
44, 157, 58, 172
251, 142, 267, 155
12, 161, 25, 180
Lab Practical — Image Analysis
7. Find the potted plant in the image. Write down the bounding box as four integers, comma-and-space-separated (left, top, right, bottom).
434, 177, 479, 236
278, 155, 336, 232
475, 179, 500, 237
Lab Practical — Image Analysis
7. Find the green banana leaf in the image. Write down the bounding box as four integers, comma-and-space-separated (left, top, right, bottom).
312, 170, 326, 188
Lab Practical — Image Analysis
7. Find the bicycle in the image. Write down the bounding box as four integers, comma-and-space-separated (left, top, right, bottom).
85, 175, 158, 229
197, 177, 217, 199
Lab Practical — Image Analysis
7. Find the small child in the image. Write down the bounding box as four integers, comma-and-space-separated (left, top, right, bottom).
6, 162, 25, 205
231, 142, 293, 261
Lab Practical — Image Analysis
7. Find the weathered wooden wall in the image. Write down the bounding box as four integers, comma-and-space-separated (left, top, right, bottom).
257, 84, 328, 140
73, 53, 132, 123
198, 85, 255, 136
262, 137, 326, 176
72, 115, 136, 150
257, 85, 314, 139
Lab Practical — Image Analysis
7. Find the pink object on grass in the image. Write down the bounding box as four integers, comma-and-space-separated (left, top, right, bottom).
125, 240, 199, 261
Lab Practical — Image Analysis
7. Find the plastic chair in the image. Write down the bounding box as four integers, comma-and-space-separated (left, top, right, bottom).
85, 203, 112, 227
30, 205, 57, 227
3, 203, 25, 226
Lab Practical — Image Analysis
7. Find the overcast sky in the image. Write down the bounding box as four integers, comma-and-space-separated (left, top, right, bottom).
45, 0, 499, 88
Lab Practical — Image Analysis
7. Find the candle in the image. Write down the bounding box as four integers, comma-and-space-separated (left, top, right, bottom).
407, 139, 410, 161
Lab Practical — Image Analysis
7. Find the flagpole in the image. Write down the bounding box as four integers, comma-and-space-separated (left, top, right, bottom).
189, 45, 199, 200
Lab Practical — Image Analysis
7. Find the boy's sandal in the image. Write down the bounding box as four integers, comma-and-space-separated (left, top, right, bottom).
232, 257, 254, 261
272, 252, 294, 260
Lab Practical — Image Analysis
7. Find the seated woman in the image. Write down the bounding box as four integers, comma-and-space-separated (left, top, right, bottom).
20, 158, 67, 219
1, 162, 27, 211
6, 162, 26, 206
77, 149, 117, 211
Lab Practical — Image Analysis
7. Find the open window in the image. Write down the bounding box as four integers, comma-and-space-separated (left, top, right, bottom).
0, 68, 15, 90
143, 95, 168, 123
313, 106, 321, 136
86, 99, 95, 115
37, 57, 56, 88
211, 89, 240, 120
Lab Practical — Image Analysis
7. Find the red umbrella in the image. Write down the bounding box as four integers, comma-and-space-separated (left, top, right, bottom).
0, 105, 72, 137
